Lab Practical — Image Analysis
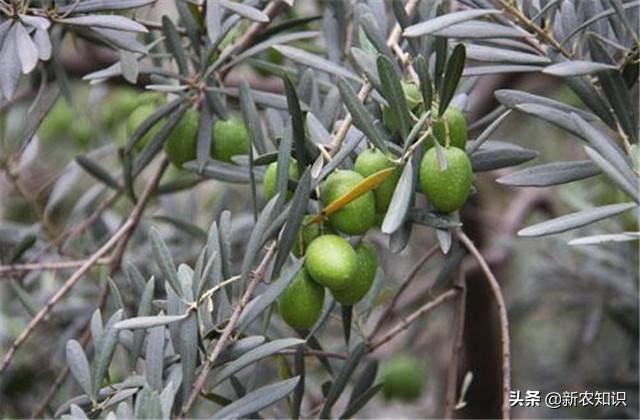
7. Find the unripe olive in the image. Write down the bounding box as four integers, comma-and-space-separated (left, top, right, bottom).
305, 234, 357, 290
278, 268, 325, 330
211, 116, 250, 163
379, 356, 425, 402
39, 101, 74, 142
292, 215, 321, 257
126, 103, 162, 151
419, 147, 472, 213
354, 148, 401, 213
320, 170, 375, 236
428, 106, 467, 150
331, 242, 377, 306
263, 159, 300, 201
163, 108, 199, 168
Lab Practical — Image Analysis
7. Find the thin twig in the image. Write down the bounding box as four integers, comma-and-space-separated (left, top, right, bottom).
370, 288, 458, 351
180, 242, 278, 417
456, 230, 510, 420
370, 244, 440, 338
0, 158, 168, 377
0, 258, 111, 275
444, 270, 467, 419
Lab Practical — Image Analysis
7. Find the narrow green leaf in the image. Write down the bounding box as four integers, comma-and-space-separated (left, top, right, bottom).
292, 345, 305, 419
145, 326, 165, 392
404, 9, 502, 37
283, 75, 308, 174
211, 377, 300, 419
470, 142, 538, 172
162, 16, 188, 75
439, 44, 466, 115
542, 60, 617, 76
337, 77, 388, 154
66, 340, 93, 399
114, 314, 189, 330
319, 342, 367, 418
377, 54, 412, 140
497, 160, 601, 187
274, 169, 311, 273
237, 259, 304, 332
125, 99, 181, 154
219, 0, 269, 22
584, 147, 639, 202
273, 45, 362, 82
213, 338, 305, 387
414, 55, 432, 111
92, 309, 123, 400
381, 160, 414, 234
519, 203, 637, 237
75, 156, 120, 191
129, 277, 154, 370
339, 384, 382, 419
150, 227, 183, 298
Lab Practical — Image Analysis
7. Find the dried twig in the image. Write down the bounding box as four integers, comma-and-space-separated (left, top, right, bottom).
0, 258, 111, 275
370, 288, 458, 351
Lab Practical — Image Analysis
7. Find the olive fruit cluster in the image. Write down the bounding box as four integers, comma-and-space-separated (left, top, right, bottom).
126, 105, 250, 168
278, 234, 378, 330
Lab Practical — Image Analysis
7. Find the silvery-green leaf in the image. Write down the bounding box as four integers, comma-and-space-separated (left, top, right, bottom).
129, 277, 154, 370
463, 65, 542, 76
358, 4, 393, 59
211, 377, 300, 419
404, 9, 501, 37
382, 160, 413, 234
223, 31, 318, 71
133, 106, 187, 175
470, 142, 538, 171
220, 0, 269, 22
306, 113, 331, 146
69, 404, 88, 419
145, 326, 165, 391
33, 28, 52, 60
160, 380, 177, 419
514, 103, 579, 136
351, 47, 380, 88
184, 158, 258, 183
60, 15, 148, 32
430, 20, 529, 38
237, 259, 304, 332
213, 338, 305, 386
120, 50, 139, 84
542, 60, 617, 76
240, 195, 279, 285
568, 232, 640, 246
466, 109, 511, 154
114, 314, 189, 330
216, 336, 267, 366
466, 44, 550, 64
571, 114, 636, 188
319, 342, 367, 418
206, 0, 222, 42
0, 25, 21, 100
519, 203, 637, 237
209, 86, 301, 111
493, 89, 598, 119
584, 147, 639, 203
337, 77, 388, 154
90, 27, 147, 53
274, 45, 362, 82
90, 310, 103, 355
240, 79, 268, 155
408, 208, 462, 229
92, 310, 123, 400
14, 23, 38, 74
58, 0, 155, 13
497, 160, 601, 187
436, 229, 452, 254
66, 340, 93, 399
561, 0, 640, 45
150, 228, 183, 298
